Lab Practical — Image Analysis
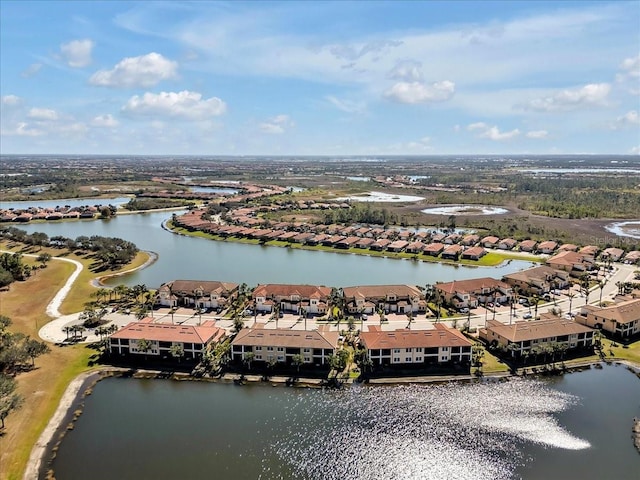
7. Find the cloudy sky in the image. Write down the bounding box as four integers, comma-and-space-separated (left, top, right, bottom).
1, 1, 638, 155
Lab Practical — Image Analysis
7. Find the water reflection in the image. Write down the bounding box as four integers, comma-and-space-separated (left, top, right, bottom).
268, 380, 588, 480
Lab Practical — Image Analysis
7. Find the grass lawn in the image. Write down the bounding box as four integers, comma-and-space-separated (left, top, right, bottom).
0, 243, 149, 480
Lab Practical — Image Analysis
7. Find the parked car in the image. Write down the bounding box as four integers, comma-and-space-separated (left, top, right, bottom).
361, 314, 368, 321
459, 307, 469, 314
523, 313, 532, 319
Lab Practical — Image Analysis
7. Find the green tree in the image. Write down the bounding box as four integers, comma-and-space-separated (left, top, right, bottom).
0, 374, 23, 429
291, 353, 304, 372
169, 344, 185, 362
243, 351, 256, 371
136, 338, 152, 359
24, 337, 50, 366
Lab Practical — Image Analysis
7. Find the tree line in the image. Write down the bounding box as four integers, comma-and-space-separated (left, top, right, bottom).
0, 227, 139, 270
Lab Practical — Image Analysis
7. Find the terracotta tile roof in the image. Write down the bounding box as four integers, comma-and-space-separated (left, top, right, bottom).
343, 284, 422, 300
231, 327, 339, 349
111, 319, 226, 345
483, 317, 592, 343
252, 284, 332, 300
436, 277, 510, 295
160, 280, 239, 295
360, 324, 472, 349
580, 298, 640, 325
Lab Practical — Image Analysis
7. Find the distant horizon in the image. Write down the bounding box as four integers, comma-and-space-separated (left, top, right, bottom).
2, 1, 638, 155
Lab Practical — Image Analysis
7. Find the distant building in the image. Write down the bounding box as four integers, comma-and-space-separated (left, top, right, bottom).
435, 277, 512, 309
342, 285, 427, 315
157, 280, 239, 309
252, 284, 331, 315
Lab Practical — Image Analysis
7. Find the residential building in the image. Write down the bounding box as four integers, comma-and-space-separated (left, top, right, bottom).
230, 325, 339, 365
359, 324, 472, 367
423, 242, 445, 256
441, 244, 463, 260
518, 240, 537, 252
435, 277, 512, 309
109, 318, 226, 359
574, 299, 640, 338
502, 266, 570, 296
252, 284, 331, 315
342, 284, 427, 315
479, 316, 594, 358
546, 251, 595, 274
461, 246, 487, 260
157, 280, 239, 309
601, 247, 625, 262
481, 236, 499, 248
623, 251, 640, 264
498, 238, 517, 250
537, 241, 558, 254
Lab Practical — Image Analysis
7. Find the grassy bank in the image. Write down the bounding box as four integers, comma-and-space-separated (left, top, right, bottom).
0, 243, 149, 480
169, 224, 542, 267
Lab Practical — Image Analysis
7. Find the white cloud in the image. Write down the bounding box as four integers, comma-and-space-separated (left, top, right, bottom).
521, 83, 611, 112
90, 52, 178, 88
467, 122, 520, 140
610, 110, 640, 129
27, 108, 59, 121
60, 39, 94, 68
467, 122, 488, 131
384, 80, 455, 104
21, 63, 42, 78
618, 54, 640, 79
630, 145, 640, 154
1, 122, 43, 137
325, 95, 365, 114
91, 114, 119, 127
122, 90, 226, 119
526, 130, 549, 139
259, 114, 294, 134
2, 95, 21, 106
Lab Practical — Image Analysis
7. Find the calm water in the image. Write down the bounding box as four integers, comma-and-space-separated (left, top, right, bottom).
0, 196, 131, 210
14, 211, 533, 288
48, 365, 639, 480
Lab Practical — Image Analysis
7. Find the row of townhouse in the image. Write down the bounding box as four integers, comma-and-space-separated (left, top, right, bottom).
501, 266, 571, 297
109, 318, 227, 359
156, 280, 430, 316
108, 319, 472, 369
479, 298, 640, 359
434, 277, 513, 310
479, 315, 595, 358
174, 208, 640, 264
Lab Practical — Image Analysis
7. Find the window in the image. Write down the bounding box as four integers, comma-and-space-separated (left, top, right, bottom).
406, 348, 412, 353
256, 355, 262, 360
441, 356, 448, 361
416, 357, 422, 362
277, 356, 284, 361
303, 348, 311, 353
267, 346, 274, 351
393, 349, 400, 353
304, 357, 311, 362
405, 357, 412, 362
416, 347, 423, 352
393, 357, 400, 363
256, 346, 262, 351
277, 347, 284, 352
441, 347, 449, 351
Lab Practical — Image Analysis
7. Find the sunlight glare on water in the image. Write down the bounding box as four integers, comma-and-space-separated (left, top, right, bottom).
264, 379, 589, 480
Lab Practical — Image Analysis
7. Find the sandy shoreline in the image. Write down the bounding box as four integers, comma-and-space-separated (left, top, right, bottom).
90, 250, 158, 287
23, 370, 97, 480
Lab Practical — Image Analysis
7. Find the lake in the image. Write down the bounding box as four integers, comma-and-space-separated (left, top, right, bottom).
0, 196, 132, 211
47, 364, 640, 479
14, 211, 533, 288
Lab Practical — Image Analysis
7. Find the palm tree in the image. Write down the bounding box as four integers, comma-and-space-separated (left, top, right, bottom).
169, 344, 184, 362
567, 292, 575, 316
598, 280, 606, 306
243, 351, 256, 371
136, 338, 152, 359
291, 353, 304, 373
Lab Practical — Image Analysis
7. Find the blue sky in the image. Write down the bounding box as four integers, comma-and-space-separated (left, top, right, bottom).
1, 1, 638, 155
